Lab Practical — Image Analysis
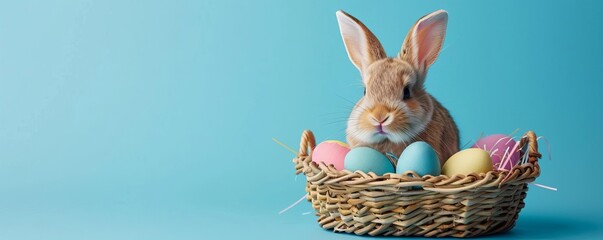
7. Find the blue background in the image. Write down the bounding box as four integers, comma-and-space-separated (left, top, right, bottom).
0, 0, 602, 239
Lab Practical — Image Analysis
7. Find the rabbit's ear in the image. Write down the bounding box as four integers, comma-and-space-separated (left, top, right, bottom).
399, 10, 448, 77
336, 10, 386, 79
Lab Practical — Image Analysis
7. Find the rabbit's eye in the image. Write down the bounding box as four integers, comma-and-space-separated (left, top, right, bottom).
403, 86, 411, 100
363, 88, 366, 96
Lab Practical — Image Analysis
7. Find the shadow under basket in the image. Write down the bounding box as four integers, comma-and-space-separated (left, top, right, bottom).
292, 130, 541, 238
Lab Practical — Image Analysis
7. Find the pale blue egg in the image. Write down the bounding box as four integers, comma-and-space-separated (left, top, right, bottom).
396, 142, 441, 176
344, 147, 394, 175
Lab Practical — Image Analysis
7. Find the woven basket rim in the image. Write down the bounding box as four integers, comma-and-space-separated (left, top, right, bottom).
293, 130, 541, 193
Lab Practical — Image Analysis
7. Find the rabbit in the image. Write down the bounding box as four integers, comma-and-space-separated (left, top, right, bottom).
336, 9, 459, 166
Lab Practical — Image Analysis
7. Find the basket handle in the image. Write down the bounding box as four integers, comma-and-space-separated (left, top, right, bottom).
521, 131, 542, 164
298, 130, 316, 157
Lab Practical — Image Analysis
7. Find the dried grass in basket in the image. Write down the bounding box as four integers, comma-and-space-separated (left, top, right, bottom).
292, 130, 541, 238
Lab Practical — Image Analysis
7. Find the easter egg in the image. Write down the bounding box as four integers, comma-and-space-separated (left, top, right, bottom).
396, 141, 441, 176
472, 134, 520, 170
442, 148, 493, 176
311, 140, 350, 170
344, 147, 394, 175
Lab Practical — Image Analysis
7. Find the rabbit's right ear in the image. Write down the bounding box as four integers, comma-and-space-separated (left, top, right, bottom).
336, 10, 386, 81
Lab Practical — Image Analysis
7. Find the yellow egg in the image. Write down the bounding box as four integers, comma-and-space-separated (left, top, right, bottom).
442, 148, 493, 176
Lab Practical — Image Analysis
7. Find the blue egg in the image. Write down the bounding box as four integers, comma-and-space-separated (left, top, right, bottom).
396, 142, 441, 176
344, 147, 394, 175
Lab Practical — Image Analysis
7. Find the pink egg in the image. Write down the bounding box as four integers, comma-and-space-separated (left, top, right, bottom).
311, 140, 350, 170
472, 134, 520, 170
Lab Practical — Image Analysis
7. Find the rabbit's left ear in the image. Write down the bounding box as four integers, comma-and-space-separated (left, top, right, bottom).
399, 10, 448, 77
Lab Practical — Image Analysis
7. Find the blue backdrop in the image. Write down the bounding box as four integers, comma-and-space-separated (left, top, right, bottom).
1, 0, 602, 239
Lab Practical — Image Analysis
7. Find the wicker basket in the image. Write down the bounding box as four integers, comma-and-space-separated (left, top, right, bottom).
292, 130, 541, 238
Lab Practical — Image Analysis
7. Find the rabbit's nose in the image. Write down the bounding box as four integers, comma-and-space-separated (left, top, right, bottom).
370, 115, 389, 124
370, 105, 394, 126
369, 112, 394, 126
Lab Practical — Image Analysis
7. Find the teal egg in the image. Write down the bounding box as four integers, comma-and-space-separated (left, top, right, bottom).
344, 147, 394, 175
396, 141, 441, 176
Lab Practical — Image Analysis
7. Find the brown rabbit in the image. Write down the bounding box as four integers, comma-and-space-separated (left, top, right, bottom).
337, 10, 459, 165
